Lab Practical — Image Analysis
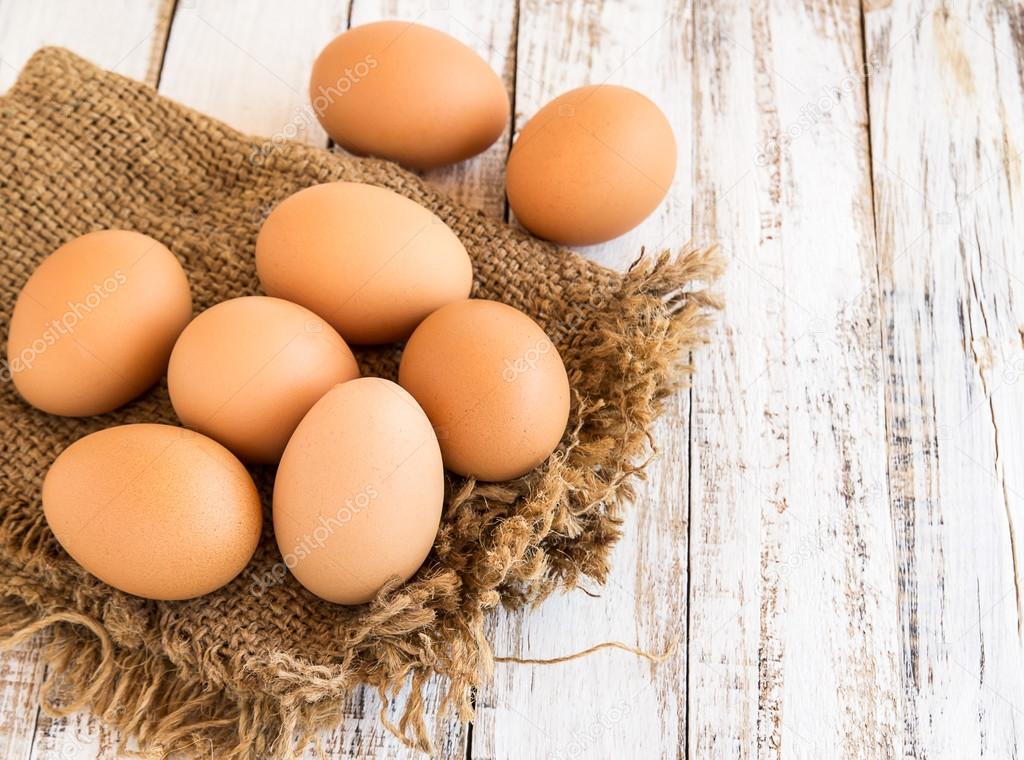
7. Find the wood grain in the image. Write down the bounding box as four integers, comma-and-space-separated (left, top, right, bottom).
0, 0, 170, 91
159, 0, 345, 147
0, 638, 44, 760
865, 1, 1024, 756
688, 1, 902, 757
473, 1, 695, 758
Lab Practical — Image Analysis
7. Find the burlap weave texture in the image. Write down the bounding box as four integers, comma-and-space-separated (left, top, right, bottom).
0, 47, 721, 757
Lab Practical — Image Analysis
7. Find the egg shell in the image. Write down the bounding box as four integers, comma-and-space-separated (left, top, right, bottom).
167, 296, 360, 464
255, 182, 473, 344
398, 299, 570, 481
310, 20, 509, 170
7, 230, 193, 416
42, 423, 262, 601
273, 377, 444, 605
505, 85, 676, 246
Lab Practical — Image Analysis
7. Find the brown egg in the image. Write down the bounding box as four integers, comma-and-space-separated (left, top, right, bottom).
6, 230, 192, 416
256, 182, 472, 344
398, 299, 570, 481
43, 424, 262, 601
505, 85, 676, 246
167, 296, 360, 464
310, 20, 509, 170
273, 378, 443, 605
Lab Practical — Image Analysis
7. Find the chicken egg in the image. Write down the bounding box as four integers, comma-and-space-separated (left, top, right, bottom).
167, 296, 360, 464
310, 20, 509, 170
256, 182, 472, 344
43, 423, 262, 600
273, 377, 444, 604
506, 85, 676, 246
398, 299, 570, 481
7, 230, 192, 416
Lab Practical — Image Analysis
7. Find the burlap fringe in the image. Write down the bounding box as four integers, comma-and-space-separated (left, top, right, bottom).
1, 245, 723, 758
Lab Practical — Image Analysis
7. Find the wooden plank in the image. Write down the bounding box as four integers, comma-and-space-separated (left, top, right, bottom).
0, 0, 170, 91
310, 0, 519, 753
473, 1, 694, 758
687, 1, 902, 757
336, 3, 520, 757
348, 0, 518, 217
0, 6, 173, 758
504, 0, 691, 269
159, 1, 516, 757
158, 0, 346, 147
0, 639, 45, 760
865, 1, 1024, 757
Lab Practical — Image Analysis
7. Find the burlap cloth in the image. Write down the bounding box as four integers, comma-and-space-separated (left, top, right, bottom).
0, 47, 721, 758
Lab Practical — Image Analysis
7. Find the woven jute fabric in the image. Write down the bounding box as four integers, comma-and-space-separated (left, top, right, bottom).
0, 47, 721, 758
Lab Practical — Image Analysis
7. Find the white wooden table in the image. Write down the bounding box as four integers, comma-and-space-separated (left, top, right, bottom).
2, 0, 1023, 757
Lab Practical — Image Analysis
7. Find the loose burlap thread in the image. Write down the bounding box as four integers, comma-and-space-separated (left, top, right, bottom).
0, 48, 722, 758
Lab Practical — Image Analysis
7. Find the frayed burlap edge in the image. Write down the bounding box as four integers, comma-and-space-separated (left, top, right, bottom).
1, 247, 722, 758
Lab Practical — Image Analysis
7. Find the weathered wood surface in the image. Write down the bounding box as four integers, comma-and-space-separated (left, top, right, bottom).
2, 0, 1024, 758
865, 1, 1024, 756
688, 1, 901, 757
474, 1, 694, 758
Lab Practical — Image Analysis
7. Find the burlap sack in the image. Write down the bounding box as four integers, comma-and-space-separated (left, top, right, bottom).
0, 47, 721, 758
